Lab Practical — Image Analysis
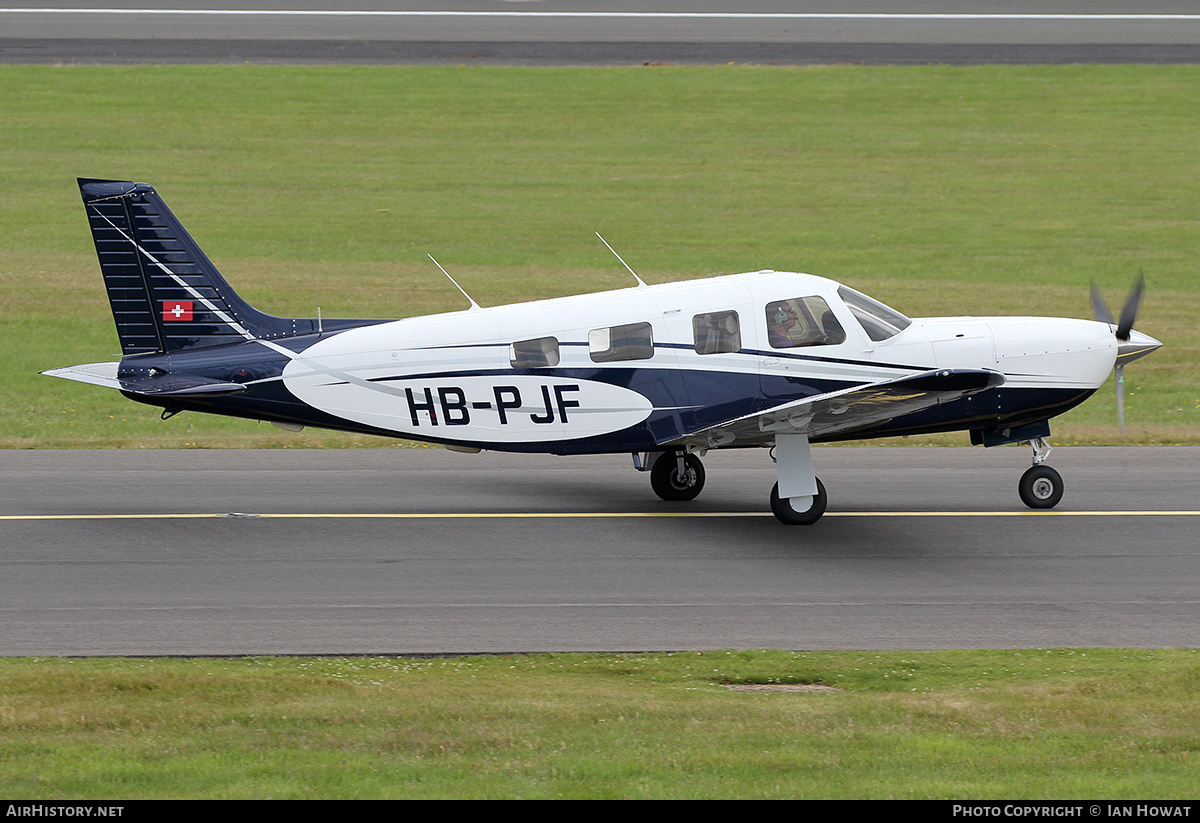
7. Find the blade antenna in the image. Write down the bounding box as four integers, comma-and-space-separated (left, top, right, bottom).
596, 232, 647, 288
428, 254, 479, 310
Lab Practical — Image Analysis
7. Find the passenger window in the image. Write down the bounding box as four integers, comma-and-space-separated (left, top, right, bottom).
589, 322, 654, 363
765, 297, 846, 348
692, 310, 741, 355
509, 336, 560, 368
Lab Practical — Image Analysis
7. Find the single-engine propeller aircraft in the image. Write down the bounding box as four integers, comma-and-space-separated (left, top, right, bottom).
45, 179, 1162, 524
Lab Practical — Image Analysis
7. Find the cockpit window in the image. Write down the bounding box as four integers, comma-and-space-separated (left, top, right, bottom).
766, 296, 846, 348
837, 286, 912, 342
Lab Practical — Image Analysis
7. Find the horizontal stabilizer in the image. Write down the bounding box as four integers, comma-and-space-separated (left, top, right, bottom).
42, 362, 245, 396
40, 362, 122, 390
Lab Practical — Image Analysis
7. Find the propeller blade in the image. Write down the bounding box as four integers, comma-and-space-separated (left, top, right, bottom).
1090, 279, 1115, 325
1092, 274, 1152, 440
1115, 363, 1126, 442
1115, 271, 1145, 342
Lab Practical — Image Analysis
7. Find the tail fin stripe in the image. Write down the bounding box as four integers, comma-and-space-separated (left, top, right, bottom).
89, 205, 257, 344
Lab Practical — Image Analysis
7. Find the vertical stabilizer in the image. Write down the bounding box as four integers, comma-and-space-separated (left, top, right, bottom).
78, 178, 352, 354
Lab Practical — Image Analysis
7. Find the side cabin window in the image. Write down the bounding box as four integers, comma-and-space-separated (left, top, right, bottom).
693, 310, 740, 355
589, 322, 654, 363
765, 296, 846, 348
509, 336, 560, 368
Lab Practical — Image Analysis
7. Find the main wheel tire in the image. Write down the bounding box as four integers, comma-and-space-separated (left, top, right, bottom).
1019, 465, 1064, 509
769, 477, 827, 525
650, 452, 706, 501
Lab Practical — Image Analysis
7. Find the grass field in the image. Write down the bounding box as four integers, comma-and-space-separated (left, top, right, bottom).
3, 650, 1199, 799
2, 63, 1197, 449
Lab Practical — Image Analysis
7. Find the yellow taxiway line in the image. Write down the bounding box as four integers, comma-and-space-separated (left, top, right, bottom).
3, 511, 1200, 521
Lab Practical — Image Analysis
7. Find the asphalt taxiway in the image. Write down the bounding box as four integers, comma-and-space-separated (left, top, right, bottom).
4, 1, 1200, 64
3, 447, 1198, 656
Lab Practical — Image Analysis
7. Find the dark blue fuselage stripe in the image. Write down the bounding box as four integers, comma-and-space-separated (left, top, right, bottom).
408, 339, 932, 373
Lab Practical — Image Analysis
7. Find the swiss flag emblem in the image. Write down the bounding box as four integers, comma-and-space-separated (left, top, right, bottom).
163, 300, 193, 322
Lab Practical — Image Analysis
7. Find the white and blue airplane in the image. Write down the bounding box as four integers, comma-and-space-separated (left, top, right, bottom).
45, 179, 1161, 524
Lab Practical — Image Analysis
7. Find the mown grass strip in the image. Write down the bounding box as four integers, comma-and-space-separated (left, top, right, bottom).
3, 650, 1199, 799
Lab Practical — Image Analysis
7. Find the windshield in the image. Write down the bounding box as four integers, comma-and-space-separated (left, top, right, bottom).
837, 286, 912, 342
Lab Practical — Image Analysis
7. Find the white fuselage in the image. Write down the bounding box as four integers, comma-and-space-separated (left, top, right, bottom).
276, 271, 1134, 450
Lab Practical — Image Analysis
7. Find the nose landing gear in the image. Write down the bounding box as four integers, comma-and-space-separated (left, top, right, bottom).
1018, 437, 1064, 509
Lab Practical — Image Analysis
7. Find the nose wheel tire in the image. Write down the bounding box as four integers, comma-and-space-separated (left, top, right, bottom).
650, 452, 706, 501
1019, 465, 1064, 509
770, 478, 828, 525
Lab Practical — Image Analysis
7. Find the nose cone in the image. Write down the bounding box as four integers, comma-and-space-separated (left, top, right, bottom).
1116, 329, 1163, 367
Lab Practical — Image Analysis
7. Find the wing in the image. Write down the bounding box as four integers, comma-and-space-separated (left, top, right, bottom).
672, 368, 1005, 448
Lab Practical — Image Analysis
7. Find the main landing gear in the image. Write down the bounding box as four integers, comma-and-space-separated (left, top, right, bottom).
649, 451, 706, 501
640, 433, 828, 526
769, 477, 827, 525
768, 433, 826, 525
1018, 437, 1064, 509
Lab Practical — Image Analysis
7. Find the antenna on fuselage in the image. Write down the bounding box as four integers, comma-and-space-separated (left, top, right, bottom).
595, 232, 648, 289
427, 253, 480, 310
